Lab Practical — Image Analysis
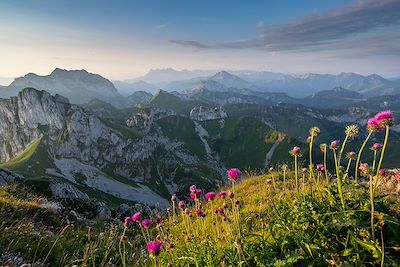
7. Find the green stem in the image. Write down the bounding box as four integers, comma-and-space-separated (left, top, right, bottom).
323, 149, 328, 181
374, 126, 390, 193
370, 175, 375, 241
119, 227, 127, 267
334, 150, 345, 209
372, 150, 377, 172
271, 173, 276, 192
355, 131, 373, 182
294, 155, 298, 192
283, 168, 286, 191
338, 135, 349, 167
343, 159, 352, 182
309, 136, 315, 184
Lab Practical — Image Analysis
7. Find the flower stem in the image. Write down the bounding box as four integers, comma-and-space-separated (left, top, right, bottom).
372, 150, 377, 171
355, 131, 373, 182
294, 155, 298, 192
119, 227, 127, 267
309, 135, 315, 184
374, 126, 390, 193
333, 150, 345, 209
338, 135, 349, 167
323, 149, 328, 181
370, 175, 375, 241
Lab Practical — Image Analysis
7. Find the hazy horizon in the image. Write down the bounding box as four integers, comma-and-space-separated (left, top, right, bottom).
1, 0, 400, 82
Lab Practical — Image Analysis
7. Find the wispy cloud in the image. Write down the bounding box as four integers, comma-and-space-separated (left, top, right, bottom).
170, 0, 400, 53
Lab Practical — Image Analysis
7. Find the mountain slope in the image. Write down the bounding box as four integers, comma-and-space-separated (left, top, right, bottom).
1, 68, 123, 105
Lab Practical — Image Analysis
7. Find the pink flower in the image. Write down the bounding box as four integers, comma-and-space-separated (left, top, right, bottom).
372, 143, 383, 151
189, 192, 197, 200
379, 169, 386, 176
330, 140, 340, 150
291, 146, 301, 156
195, 209, 204, 217
142, 219, 151, 229
394, 172, 400, 181
205, 192, 216, 201
374, 110, 393, 127
196, 189, 203, 197
227, 168, 241, 181
178, 201, 185, 209
217, 191, 227, 199
131, 212, 141, 222
316, 164, 324, 172
215, 208, 224, 215
170, 194, 177, 202
367, 118, 380, 132
189, 185, 197, 193
359, 163, 368, 173
146, 241, 162, 256
228, 191, 234, 198
124, 217, 132, 226
155, 215, 162, 224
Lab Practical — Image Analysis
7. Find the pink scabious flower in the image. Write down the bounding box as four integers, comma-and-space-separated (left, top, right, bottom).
227, 168, 241, 181
132, 212, 141, 222
372, 143, 383, 151
189, 185, 197, 193
367, 118, 380, 132
141, 219, 151, 229
359, 163, 369, 173
378, 169, 386, 176
146, 241, 162, 256
330, 140, 340, 150
178, 201, 185, 209
217, 191, 227, 199
124, 217, 132, 226
374, 110, 393, 128
189, 192, 197, 200
291, 146, 301, 156
316, 164, 324, 172
205, 192, 216, 201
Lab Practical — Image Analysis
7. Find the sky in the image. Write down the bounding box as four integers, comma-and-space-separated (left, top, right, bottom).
1, 0, 400, 84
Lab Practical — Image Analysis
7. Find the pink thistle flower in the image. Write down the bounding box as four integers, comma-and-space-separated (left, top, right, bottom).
141, 219, 151, 229
394, 172, 400, 181
189, 192, 197, 200
195, 209, 204, 217
146, 241, 162, 256
131, 212, 141, 222
189, 185, 197, 193
378, 169, 386, 176
372, 143, 383, 151
205, 192, 216, 201
330, 140, 340, 150
155, 215, 162, 224
178, 201, 185, 209
316, 164, 324, 172
215, 208, 225, 215
124, 217, 132, 226
227, 168, 241, 181
367, 118, 380, 132
291, 146, 301, 156
359, 163, 369, 174
170, 194, 177, 202
217, 191, 227, 199
196, 189, 203, 197
374, 110, 393, 128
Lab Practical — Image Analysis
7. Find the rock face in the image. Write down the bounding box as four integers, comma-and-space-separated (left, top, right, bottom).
190, 106, 227, 121
0, 88, 223, 207
0, 168, 24, 185
2, 68, 123, 105
126, 108, 176, 131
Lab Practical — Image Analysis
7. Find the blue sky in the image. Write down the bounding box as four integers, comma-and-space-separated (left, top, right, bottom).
0, 0, 399, 82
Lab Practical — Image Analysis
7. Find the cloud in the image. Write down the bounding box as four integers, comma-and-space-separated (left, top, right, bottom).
170, 0, 400, 53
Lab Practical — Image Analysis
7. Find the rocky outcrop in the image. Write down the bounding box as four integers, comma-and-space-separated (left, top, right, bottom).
0, 168, 24, 185
190, 106, 227, 121
126, 108, 176, 131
